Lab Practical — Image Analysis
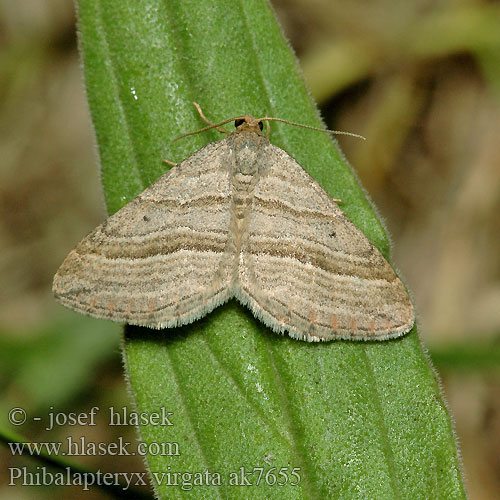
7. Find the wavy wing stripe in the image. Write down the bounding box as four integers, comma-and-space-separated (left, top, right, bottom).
76, 230, 229, 260
58, 249, 224, 285
246, 237, 393, 281
240, 256, 408, 312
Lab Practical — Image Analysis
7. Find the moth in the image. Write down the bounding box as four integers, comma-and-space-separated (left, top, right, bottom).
53, 105, 414, 341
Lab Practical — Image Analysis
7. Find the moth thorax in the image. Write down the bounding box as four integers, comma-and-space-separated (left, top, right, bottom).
233, 153, 259, 176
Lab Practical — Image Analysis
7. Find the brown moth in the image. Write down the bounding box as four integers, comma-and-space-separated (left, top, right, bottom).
53, 109, 414, 341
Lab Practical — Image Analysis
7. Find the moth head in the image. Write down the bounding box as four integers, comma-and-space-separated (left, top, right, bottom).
234, 116, 264, 134
174, 103, 365, 144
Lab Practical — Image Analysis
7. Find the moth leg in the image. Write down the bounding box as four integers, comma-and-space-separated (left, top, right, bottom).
193, 102, 231, 134
264, 119, 271, 139
162, 159, 177, 167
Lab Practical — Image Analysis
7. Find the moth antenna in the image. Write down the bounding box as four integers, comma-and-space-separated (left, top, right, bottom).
258, 117, 366, 140
174, 105, 365, 142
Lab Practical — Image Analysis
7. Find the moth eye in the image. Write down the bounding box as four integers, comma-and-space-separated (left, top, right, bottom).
258, 121, 264, 131
235, 119, 245, 127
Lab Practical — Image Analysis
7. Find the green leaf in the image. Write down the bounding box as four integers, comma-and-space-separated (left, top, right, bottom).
76, 1, 466, 499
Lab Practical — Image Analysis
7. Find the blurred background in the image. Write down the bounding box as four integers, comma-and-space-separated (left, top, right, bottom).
1, 0, 499, 498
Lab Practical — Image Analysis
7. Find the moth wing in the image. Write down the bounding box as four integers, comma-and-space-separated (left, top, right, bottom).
53, 140, 235, 328
237, 143, 414, 341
